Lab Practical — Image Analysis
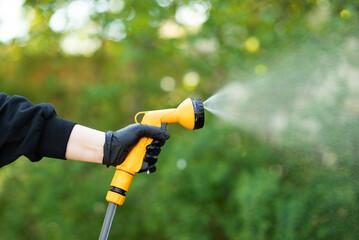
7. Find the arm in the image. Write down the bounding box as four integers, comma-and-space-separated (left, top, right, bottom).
65, 124, 105, 164
65, 123, 170, 169
0, 93, 76, 167
66, 123, 169, 170
0, 93, 169, 170
0, 93, 106, 165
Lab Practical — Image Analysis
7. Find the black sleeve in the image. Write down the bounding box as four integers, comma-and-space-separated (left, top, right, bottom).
0, 93, 77, 168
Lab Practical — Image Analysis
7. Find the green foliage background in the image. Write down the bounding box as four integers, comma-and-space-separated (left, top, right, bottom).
0, 0, 359, 239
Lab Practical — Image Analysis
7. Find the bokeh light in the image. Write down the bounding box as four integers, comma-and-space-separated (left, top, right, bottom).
194, 38, 219, 54
183, 71, 200, 91
156, 0, 173, 8
49, 0, 95, 32
104, 19, 127, 42
245, 37, 260, 53
255, 64, 267, 75
340, 9, 351, 19
175, 2, 210, 26
60, 33, 102, 56
158, 20, 186, 39
176, 158, 187, 170
0, 0, 31, 44
160, 76, 176, 92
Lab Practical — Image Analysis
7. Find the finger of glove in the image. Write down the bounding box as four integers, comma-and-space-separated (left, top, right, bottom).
138, 161, 156, 173
146, 144, 161, 155
136, 124, 170, 141
151, 139, 166, 147
149, 165, 157, 173
144, 153, 158, 165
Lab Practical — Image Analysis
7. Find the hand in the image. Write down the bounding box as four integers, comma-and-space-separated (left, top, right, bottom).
103, 123, 170, 167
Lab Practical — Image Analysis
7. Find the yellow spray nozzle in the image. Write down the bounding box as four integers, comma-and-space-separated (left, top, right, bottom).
160, 98, 205, 130
105, 98, 205, 206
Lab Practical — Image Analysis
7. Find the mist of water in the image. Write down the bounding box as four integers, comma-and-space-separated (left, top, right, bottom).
204, 35, 359, 165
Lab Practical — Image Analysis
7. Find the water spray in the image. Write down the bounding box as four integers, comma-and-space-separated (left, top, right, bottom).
202, 33, 359, 167
99, 98, 205, 240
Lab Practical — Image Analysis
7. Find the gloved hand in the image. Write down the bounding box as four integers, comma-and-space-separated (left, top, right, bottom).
103, 123, 170, 168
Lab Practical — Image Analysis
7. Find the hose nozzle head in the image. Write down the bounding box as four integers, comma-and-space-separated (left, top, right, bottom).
174, 98, 205, 130
191, 98, 205, 129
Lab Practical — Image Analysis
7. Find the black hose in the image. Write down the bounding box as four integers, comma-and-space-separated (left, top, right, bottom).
99, 202, 117, 240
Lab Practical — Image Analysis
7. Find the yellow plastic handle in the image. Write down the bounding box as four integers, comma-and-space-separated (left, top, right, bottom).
106, 111, 162, 205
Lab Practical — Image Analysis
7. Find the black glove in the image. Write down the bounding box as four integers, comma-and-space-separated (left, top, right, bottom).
103, 123, 170, 168
138, 138, 166, 173
139, 123, 168, 174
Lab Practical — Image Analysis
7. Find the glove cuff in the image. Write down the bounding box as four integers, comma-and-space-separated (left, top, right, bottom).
103, 131, 114, 167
